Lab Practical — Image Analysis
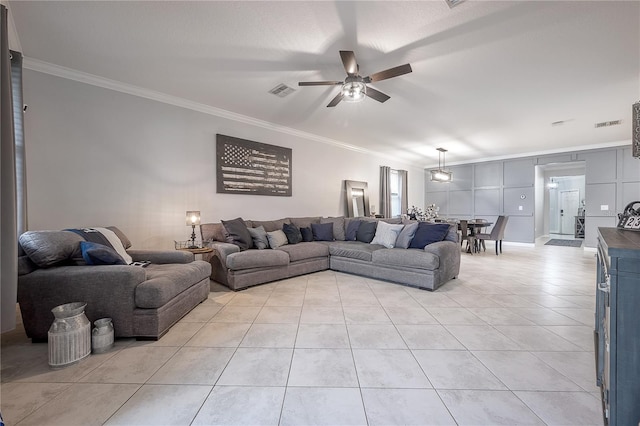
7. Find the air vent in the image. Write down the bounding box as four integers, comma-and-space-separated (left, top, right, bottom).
269, 84, 295, 98
595, 120, 622, 128
445, 0, 466, 8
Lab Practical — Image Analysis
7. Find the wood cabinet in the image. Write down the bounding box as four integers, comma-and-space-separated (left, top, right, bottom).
595, 228, 640, 425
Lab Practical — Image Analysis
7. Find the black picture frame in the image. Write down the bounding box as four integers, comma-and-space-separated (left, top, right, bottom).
216, 134, 292, 196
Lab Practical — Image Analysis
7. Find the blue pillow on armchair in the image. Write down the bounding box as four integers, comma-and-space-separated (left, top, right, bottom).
80, 241, 127, 265
409, 223, 451, 249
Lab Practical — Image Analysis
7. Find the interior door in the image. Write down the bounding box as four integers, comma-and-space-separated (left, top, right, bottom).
559, 189, 580, 235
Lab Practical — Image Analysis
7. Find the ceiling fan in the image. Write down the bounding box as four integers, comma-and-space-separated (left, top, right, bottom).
298, 50, 412, 107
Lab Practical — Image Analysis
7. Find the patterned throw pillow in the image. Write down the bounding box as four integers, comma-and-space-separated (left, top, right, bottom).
395, 222, 419, 249
370, 221, 404, 248
282, 223, 303, 244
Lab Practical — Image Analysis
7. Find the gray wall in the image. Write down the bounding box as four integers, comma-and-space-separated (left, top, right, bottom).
23, 70, 425, 248
426, 147, 640, 247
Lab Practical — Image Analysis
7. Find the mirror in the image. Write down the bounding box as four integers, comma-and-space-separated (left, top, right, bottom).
345, 180, 370, 217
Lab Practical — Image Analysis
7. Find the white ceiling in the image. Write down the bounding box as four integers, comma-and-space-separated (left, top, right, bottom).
8, 1, 640, 167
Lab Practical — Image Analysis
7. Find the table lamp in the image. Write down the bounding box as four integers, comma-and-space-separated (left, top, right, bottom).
186, 211, 201, 248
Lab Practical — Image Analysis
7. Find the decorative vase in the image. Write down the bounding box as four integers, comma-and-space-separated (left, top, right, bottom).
92, 318, 114, 353
48, 302, 91, 368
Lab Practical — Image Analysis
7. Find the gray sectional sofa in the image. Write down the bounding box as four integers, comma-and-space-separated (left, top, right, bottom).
17, 227, 211, 341
201, 216, 460, 291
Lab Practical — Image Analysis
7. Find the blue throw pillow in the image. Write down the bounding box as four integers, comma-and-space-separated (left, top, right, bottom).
80, 241, 126, 265
300, 226, 313, 242
282, 223, 303, 244
409, 223, 451, 249
356, 220, 377, 243
311, 222, 334, 241
345, 220, 361, 241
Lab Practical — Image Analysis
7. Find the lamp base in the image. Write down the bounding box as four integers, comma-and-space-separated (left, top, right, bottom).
189, 225, 198, 249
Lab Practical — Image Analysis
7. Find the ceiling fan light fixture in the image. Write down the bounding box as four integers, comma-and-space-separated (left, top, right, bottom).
342, 81, 366, 103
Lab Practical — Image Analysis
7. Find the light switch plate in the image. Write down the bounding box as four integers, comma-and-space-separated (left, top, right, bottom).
601, 205, 609, 211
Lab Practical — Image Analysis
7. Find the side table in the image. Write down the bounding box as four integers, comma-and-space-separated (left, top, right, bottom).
177, 247, 213, 260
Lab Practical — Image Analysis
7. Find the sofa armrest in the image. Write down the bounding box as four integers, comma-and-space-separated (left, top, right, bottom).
127, 249, 194, 264
423, 240, 461, 282
204, 242, 240, 285
17, 265, 147, 339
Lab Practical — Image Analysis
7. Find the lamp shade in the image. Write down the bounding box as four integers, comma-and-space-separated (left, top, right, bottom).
186, 211, 201, 226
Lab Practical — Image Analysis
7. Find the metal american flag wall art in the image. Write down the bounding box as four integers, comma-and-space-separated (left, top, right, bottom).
216, 134, 292, 196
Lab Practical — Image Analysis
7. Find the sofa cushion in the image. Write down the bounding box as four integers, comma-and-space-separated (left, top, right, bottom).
276, 242, 330, 262
312, 223, 334, 241
247, 226, 270, 249
266, 230, 288, 249
222, 217, 254, 251
135, 261, 211, 308
321, 216, 346, 241
251, 218, 291, 232
329, 241, 384, 262
225, 249, 289, 271
356, 221, 377, 243
19, 230, 84, 267
395, 222, 419, 249
201, 223, 228, 243
300, 226, 313, 242
409, 223, 450, 249
372, 248, 439, 271
80, 241, 126, 265
289, 217, 321, 228
283, 223, 303, 244
370, 221, 404, 248
345, 220, 361, 241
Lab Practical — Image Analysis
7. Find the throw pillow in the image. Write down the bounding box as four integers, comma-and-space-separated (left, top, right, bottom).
247, 226, 270, 249
282, 223, 303, 244
370, 221, 404, 248
266, 230, 289, 249
409, 223, 451, 249
300, 226, 313, 242
356, 221, 377, 243
345, 220, 361, 241
320, 216, 346, 241
311, 222, 334, 241
222, 217, 254, 251
395, 222, 419, 249
80, 241, 126, 265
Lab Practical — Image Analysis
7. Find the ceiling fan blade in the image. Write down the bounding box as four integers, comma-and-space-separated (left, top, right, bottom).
339, 50, 358, 76
327, 92, 344, 107
365, 86, 390, 103
298, 81, 343, 86
366, 63, 413, 82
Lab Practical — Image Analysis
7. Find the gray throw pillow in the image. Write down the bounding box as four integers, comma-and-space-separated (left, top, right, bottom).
321, 216, 346, 241
395, 222, 419, 249
266, 230, 288, 249
19, 230, 84, 267
247, 226, 270, 249
222, 217, 254, 251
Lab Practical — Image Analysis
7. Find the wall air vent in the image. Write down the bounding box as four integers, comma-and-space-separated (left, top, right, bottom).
269, 84, 296, 98
595, 120, 623, 128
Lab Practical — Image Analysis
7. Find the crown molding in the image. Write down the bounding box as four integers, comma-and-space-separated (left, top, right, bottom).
2, 1, 23, 52
22, 57, 424, 167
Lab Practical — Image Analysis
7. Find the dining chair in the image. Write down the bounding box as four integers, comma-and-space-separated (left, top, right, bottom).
472, 218, 489, 251
458, 220, 476, 254
475, 215, 509, 255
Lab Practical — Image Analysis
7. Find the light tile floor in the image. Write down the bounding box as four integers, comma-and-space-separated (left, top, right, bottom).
1, 239, 604, 425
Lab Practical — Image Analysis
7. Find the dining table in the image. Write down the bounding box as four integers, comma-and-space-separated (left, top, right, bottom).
457, 220, 493, 253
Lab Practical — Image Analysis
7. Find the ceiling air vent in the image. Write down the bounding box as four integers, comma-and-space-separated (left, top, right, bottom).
445, 0, 466, 8
269, 83, 295, 98
595, 120, 622, 128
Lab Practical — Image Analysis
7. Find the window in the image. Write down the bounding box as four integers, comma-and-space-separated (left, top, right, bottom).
390, 169, 402, 217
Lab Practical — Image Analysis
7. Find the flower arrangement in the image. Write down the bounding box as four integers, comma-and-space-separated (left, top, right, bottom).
407, 204, 439, 221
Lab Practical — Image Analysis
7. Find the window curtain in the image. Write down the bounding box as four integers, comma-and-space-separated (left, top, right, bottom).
1, 4, 19, 333
399, 169, 408, 215
380, 166, 391, 218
